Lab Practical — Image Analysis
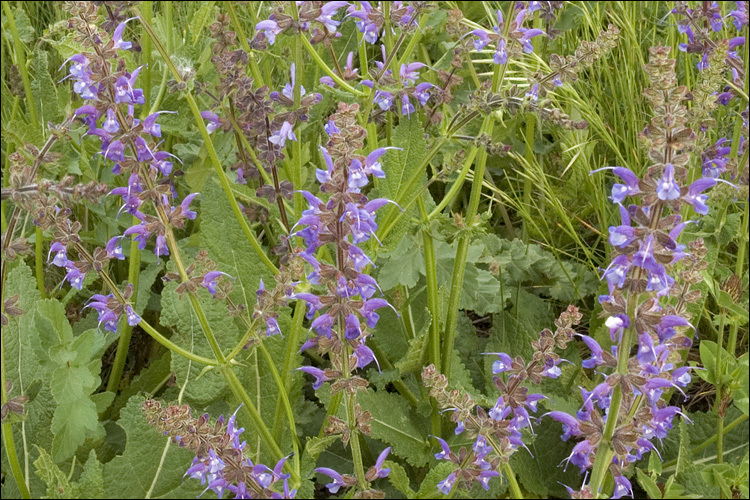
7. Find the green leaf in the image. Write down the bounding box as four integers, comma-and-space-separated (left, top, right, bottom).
48, 329, 105, 462
357, 390, 432, 467
77, 450, 105, 499
416, 462, 454, 498
31, 49, 62, 125
636, 468, 663, 499
379, 116, 428, 251
512, 419, 583, 498
33, 445, 74, 499
198, 178, 274, 308
384, 460, 415, 497
376, 232, 425, 291
104, 395, 204, 498
3, 261, 45, 389
8, 7, 35, 43
189, 2, 215, 44
702, 464, 735, 498
160, 282, 234, 407
676, 416, 692, 476
395, 330, 428, 374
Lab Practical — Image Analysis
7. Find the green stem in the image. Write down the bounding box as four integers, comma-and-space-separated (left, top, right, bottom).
290, 3, 304, 217
272, 300, 305, 443
299, 36, 365, 96
441, 66, 501, 380
503, 462, 523, 499
337, 314, 367, 490
346, 389, 368, 490
226, 2, 264, 86
140, 1, 152, 118
105, 216, 142, 394
589, 298, 638, 496
727, 198, 749, 357
417, 195, 442, 435
715, 300, 727, 466
3, 2, 38, 133
34, 227, 44, 297
521, 114, 536, 243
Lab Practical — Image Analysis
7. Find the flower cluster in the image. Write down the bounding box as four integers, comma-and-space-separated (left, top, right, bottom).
421, 306, 583, 495
255, 1, 350, 46
143, 400, 296, 499
292, 102, 397, 379
61, 8, 199, 268
545, 45, 735, 498
348, 1, 420, 44
672, 1, 746, 85
468, 7, 545, 66
358, 43, 437, 118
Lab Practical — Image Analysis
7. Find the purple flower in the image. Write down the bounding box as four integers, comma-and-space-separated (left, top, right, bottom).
142, 110, 176, 137
348, 2, 380, 43
612, 475, 633, 499
602, 254, 631, 291
486, 352, 513, 373
64, 262, 86, 289
682, 177, 716, 215
269, 121, 297, 147
316, 1, 350, 32
372, 447, 391, 478
113, 17, 138, 50
609, 205, 635, 247
400, 62, 425, 85
730, 1, 748, 30
201, 271, 233, 296
105, 236, 125, 260
656, 163, 680, 200
353, 342, 379, 370
154, 233, 169, 259
400, 94, 415, 116
637, 332, 657, 365
102, 108, 120, 134
374, 90, 393, 110
470, 29, 491, 51
298, 366, 330, 390
256, 19, 282, 45
546, 411, 581, 441
433, 436, 454, 460
48, 241, 68, 267
104, 140, 126, 162
113, 66, 145, 105
414, 82, 434, 106
579, 335, 606, 369
85, 294, 119, 332
200, 111, 221, 134
494, 38, 508, 65
315, 467, 346, 494
632, 234, 656, 270
124, 222, 151, 250
437, 472, 457, 495
266, 317, 281, 337
565, 439, 594, 473
180, 192, 199, 219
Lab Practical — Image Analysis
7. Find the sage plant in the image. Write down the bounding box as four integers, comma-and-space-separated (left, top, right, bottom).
291, 102, 396, 497
546, 44, 737, 498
